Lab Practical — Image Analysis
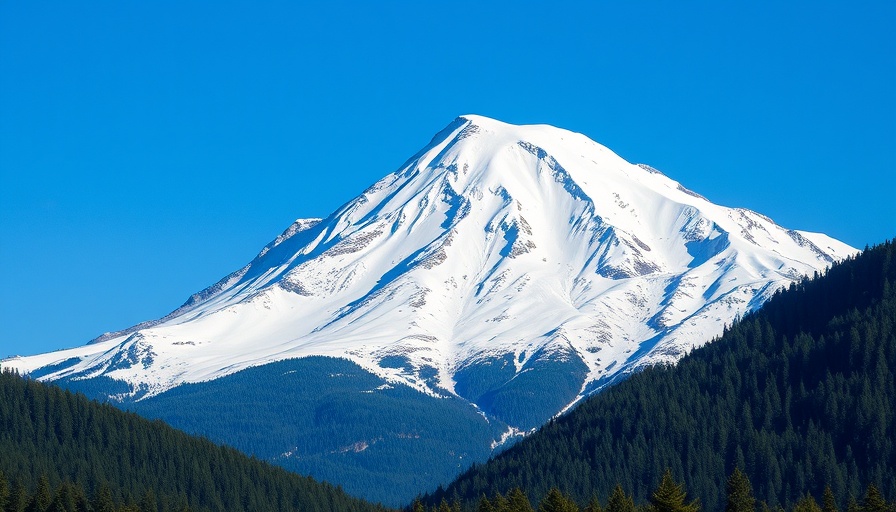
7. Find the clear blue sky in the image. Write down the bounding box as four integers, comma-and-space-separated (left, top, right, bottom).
2, 2, 894, 358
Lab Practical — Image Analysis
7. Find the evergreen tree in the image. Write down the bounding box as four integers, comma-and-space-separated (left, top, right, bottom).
648, 470, 699, 512
89, 485, 115, 512
47, 483, 78, 512
478, 494, 496, 512
726, 468, 755, 512
506, 488, 534, 512
859, 485, 888, 512
138, 490, 158, 512
606, 485, 636, 512
538, 488, 579, 512
792, 494, 822, 512
821, 487, 838, 512
24, 476, 50, 512
7, 480, 28, 512
492, 492, 510, 512
584, 495, 604, 512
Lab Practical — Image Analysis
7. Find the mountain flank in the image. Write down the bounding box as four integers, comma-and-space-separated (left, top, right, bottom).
0, 370, 390, 512
428, 240, 895, 510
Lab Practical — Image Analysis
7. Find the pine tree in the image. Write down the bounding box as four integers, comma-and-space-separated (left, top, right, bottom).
478, 494, 496, 512
538, 488, 579, 512
725, 468, 755, 512
25, 475, 51, 512
493, 492, 511, 512
7, 480, 28, 512
821, 487, 838, 512
47, 483, 76, 512
506, 488, 534, 512
139, 490, 158, 512
90, 484, 115, 512
793, 494, 822, 512
584, 495, 604, 512
859, 485, 888, 512
606, 485, 635, 512
649, 469, 699, 512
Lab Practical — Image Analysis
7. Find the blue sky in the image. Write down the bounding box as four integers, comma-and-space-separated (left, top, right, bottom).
1, 1, 894, 357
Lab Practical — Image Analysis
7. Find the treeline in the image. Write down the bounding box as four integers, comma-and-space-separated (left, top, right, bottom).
1, 472, 178, 512
411, 468, 895, 511
0, 370, 389, 512
430, 240, 895, 510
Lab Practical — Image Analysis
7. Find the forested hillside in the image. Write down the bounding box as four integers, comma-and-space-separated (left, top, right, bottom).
0, 370, 390, 512
429, 240, 895, 510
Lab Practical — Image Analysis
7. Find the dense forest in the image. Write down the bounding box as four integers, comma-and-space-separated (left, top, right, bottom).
410, 468, 895, 511
0, 370, 389, 512
427, 240, 895, 510
119, 356, 504, 507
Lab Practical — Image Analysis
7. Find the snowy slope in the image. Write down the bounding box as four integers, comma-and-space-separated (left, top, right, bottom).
4, 115, 856, 422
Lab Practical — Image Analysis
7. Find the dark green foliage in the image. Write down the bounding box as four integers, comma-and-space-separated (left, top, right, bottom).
822, 487, 838, 512
538, 488, 580, 512
506, 488, 534, 512
123, 357, 505, 507
0, 370, 388, 512
859, 485, 889, 512
0, 472, 9, 512
648, 470, 698, 512
432, 240, 896, 510
25, 476, 50, 512
583, 495, 603, 512
467, 349, 589, 430
605, 486, 635, 512
793, 494, 822, 512
726, 468, 755, 512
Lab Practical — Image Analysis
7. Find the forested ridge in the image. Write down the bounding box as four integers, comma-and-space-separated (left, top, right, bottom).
0, 370, 390, 512
427, 240, 895, 510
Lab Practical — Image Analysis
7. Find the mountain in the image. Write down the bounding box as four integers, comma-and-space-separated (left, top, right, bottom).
429, 240, 896, 510
2, 115, 855, 505
0, 370, 390, 512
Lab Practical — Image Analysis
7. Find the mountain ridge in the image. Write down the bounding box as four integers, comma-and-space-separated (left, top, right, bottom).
4, 114, 854, 416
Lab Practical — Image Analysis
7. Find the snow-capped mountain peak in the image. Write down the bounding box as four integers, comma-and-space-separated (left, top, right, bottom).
4, 115, 855, 426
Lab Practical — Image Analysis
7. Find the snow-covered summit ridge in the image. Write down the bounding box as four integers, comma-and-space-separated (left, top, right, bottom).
4, 115, 856, 420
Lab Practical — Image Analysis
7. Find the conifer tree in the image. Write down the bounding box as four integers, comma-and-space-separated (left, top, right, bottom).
584, 495, 604, 512
139, 490, 158, 512
859, 485, 888, 512
538, 488, 579, 512
792, 494, 822, 512
478, 494, 496, 512
47, 482, 76, 512
506, 488, 534, 512
649, 469, 699, 512
90, 484, 115, 512
492, 492, 510, 512
25, 475, 51, 512
821, 487, 838, 512
725, 468, 755, 512
606, 485, 635, 512
7, 480, 28, 512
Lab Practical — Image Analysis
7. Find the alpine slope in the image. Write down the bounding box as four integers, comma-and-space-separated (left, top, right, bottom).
4, 114, 855, 428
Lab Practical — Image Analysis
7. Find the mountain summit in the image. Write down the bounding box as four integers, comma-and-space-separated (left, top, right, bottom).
3, 115, 855, 502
